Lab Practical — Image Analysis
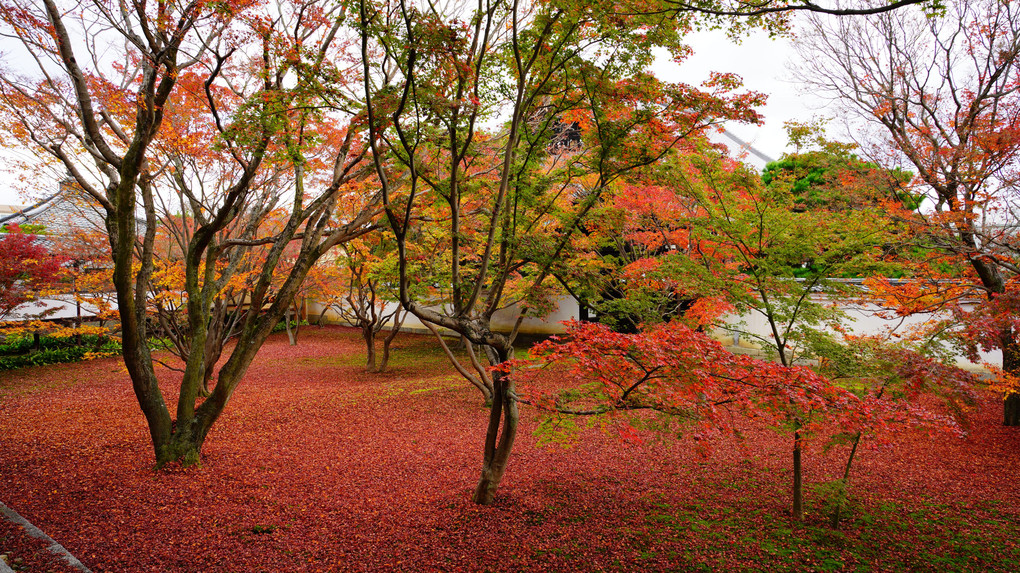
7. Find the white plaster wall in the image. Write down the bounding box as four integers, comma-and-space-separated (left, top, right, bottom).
307, 296, 1000, 369
307, 294, 579, 336
712, 302, 1000, 370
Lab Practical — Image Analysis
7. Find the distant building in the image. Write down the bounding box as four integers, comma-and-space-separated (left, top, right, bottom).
0, 204, 23, 217
0, 179, 107, 239
1, 180, 117, 325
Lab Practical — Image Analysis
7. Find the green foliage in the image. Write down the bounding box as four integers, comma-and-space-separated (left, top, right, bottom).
0, 333, 121, 370
271, 318, 309, 333
762, 152, 917, 212
146, 337, 175, 351
0, 334, 33, 354
0, 223, 46, 234
682, 151, 903, 363
0, 332, 112, 354
765, 121, 920, 212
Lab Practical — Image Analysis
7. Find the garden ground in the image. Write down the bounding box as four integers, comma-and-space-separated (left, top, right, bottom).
0, 326, 1018, 572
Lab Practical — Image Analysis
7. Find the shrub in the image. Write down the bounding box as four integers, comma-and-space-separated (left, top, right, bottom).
0, 331, 121, 370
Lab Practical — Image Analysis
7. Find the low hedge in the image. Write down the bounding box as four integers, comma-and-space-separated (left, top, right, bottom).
0, 334, 121, 371
272, 318, 309, 333
1, 318, 307, 371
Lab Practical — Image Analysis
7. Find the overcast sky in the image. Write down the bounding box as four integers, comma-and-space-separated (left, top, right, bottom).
0, 26, 825, 207
664, 28, 832, 166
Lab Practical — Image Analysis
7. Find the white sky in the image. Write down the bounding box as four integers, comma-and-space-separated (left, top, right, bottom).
0, 26, 826, 206
663, 28, 832, 166
0, 149, 35, 206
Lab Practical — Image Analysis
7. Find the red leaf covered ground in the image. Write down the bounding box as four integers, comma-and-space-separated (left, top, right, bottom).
1, 326, 1018, 572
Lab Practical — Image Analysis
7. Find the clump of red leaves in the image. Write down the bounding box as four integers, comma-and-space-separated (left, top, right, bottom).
508, 320, 865, 446
0, 326, 1017, 572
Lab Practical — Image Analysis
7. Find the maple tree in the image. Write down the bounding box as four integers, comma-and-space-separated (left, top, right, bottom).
349, 0, 942, 507
548, 141, 930, 520
809, 333, 978, 527
733, 134, 980, 522
544, 113, 988, 522
0, 224, 64, 321
796, 0, 1020, 425
509, 317, 974, 524
0, 0, 381, 466
354, 0, 772, 503
312, 236, 406, 372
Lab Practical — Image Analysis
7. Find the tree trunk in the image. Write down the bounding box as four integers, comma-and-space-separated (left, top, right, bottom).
364, 324, 377, 372
199, 300, 229, 396
971, 262, 1018, 427
290, 298, 302, 344
284, 308, 297, 346
472, 346, 518, 505
792, 430, 803, 522
155, 417, 212, 468
1003, 330, 1020, 426
377, 310, 403, 373
377, 330, 392, 373
1006, 394, 1020, 427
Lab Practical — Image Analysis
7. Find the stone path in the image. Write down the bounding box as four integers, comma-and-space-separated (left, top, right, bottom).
0, 501, 91, 573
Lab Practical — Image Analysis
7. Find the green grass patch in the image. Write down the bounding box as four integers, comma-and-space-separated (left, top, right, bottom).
629, 491, 1020, 572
